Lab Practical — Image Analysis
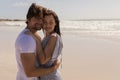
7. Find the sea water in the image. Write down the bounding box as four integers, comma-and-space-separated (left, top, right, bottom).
1, 20, 120, 36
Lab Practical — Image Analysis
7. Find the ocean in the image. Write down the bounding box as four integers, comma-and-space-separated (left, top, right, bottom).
1, 20, 120, 80
1, 20, 120, 35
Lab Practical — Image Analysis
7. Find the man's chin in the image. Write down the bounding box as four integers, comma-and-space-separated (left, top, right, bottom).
34, 27, 42, 30
37, 28, 42, 30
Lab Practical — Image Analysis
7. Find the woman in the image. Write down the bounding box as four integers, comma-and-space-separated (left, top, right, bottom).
37, 9, 63, 80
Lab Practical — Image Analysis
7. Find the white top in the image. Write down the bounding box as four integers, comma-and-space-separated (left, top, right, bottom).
40, 33, 63, 80
15, 28, 39, 80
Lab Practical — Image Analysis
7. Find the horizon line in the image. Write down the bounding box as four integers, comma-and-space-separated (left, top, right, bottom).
1, 18, 120, 21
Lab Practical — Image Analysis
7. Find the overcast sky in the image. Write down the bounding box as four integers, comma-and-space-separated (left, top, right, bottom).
1, 0, 120, 20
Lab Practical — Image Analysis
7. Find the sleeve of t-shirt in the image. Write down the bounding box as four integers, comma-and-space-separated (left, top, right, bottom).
18, 35, 36, 53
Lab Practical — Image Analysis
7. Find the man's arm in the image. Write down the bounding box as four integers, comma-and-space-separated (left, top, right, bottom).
21, 53, 60, 77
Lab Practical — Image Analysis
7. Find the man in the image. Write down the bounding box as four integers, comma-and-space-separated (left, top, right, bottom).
15, 3, 60, 80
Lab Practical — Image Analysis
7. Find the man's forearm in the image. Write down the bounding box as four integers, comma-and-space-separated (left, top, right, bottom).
26, 60, 60, 77
21, 53, 59, 78
26, 66, 55, 77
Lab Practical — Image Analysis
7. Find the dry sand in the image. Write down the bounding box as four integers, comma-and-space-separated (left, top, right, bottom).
0, 27, 120, 80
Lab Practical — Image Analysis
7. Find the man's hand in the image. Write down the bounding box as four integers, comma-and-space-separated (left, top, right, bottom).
52, 60, 60, 71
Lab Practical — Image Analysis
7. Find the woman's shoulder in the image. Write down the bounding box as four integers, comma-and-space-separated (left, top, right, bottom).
51, 32, 61, 38
49, 33, 57, 41
51, 32, 57, 37
51, 33, 63, 45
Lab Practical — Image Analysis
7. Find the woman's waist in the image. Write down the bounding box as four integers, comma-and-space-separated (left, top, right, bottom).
41, 61, 54, 68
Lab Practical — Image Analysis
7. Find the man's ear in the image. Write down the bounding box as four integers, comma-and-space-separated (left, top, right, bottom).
27, 19, 30, 23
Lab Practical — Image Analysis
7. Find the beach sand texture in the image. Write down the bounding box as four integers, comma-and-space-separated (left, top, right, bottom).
0, 26, 120, 80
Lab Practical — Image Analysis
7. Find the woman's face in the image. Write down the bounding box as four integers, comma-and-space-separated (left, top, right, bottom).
43, 15, 56, 34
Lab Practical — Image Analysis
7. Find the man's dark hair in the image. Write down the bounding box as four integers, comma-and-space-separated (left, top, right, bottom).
26, 3, 43, 24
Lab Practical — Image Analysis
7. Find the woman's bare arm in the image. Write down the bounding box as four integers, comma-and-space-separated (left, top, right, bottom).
37, 34, 57, 64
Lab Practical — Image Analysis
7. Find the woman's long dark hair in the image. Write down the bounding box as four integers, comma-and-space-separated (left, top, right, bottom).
43, 9, 61, 36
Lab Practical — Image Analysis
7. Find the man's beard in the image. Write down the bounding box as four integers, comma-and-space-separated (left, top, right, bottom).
33, 26, 42, 30
32, 24, 43, 30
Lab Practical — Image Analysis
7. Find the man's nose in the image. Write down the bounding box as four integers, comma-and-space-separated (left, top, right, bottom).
39, 20, 43, 24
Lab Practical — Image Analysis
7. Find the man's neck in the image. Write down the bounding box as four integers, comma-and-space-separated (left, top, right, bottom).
26, 27, 37, 34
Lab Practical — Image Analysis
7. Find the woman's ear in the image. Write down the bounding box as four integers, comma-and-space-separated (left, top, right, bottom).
54, 22, 56, 26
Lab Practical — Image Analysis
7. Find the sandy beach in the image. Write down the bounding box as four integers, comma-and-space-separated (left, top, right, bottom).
62, 31, 120, 80
0, 26, 120, 80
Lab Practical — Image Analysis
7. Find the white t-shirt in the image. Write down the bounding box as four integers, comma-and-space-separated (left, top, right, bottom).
15, 29, 39, 80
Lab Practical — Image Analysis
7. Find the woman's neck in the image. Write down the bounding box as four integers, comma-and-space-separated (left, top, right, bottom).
45, 31, 55, 37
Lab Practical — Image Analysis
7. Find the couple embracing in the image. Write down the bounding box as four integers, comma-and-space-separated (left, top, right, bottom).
15, 3, 63, 80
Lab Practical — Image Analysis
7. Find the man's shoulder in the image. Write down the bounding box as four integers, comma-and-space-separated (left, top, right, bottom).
19, 29, 34, 39
15, 32, 36, 50
16, 32, 35, 44
18, 33, 33, 40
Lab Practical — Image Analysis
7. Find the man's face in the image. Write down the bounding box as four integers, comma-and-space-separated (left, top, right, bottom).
28, 17, 43, 31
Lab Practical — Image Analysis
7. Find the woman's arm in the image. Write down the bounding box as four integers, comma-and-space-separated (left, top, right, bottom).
25, 32, 47, 65
37, 34, 57, 64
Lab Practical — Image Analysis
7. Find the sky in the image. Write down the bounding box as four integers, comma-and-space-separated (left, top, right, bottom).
1, 0, 120, 20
